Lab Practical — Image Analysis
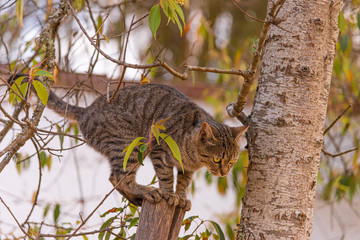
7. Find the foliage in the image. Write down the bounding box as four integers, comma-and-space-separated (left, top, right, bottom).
121, 117, 184, 172
9, 63, 53, 105
1, 0, 360, 239
149, 0, 185, 39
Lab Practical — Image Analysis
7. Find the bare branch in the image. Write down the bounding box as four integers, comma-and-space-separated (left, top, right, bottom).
22, 138, 43, 225
231, 0, 265, 23
322, 148, 358, 158
65, 163, 139, 240
0, 1, 69, 173
227, 0, 286, 123
0, 196, 35, 240
39, 227, 125, 239
66, 0, 247, 81
323, 105, 351, 135
108, 15, 136, 103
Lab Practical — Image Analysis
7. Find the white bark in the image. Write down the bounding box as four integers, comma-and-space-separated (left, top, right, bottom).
238, 1, 340, 239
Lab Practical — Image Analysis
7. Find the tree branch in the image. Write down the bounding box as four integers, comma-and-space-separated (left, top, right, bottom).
66, 0, 247, 81
0, 196, 35, 240
226, 0, 286, 124
0, 0, 69, 173
323, 105, 351, 135
65, 163, 139, 240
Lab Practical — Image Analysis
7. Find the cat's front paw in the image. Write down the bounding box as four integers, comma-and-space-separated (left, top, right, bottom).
143, 188, 163, 203
178, 197, 192, 211
162, 192, 179, 206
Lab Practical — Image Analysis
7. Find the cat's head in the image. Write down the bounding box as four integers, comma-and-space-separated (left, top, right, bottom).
195, 122, 248, 177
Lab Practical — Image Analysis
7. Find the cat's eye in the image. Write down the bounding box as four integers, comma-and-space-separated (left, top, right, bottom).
229, 159, 237, 164
214, 158, 221, 163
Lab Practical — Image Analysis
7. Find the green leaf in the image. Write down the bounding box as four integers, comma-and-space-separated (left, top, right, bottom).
72, 0, 84, 11
340, 34, 349, 52
137, 144, 147, 165
357, 13, 360, 30
98, 217, 115, 240
54, 204, 60, 223
156, 116, 172, 125
43, 204, 51, 218
19, 83, 29, 99
129, 217, 139, 229
15, 0, 24, 27
97, 15, 103, 34
74, 123, 79, 144
204, 170, 212, 184
168, 0, 185, 24
9, 76, 27, 103
149, 4, 161, 39
338, 11, 345, 32
40, 151, 47, 168
33, 69, 54, 80
46, 154, 52, 170
122, 137, 145, 171
217, 177, 228, 195
56, 124, 64, 151
32, 80, 49, 105
209, 221, 225, 240
172, 11, 183, 35
82, 236, 89, 240
129, 203, 138, 216
152, 126, 160, 144
104, 231, 111, 240
159, 133, 183, 172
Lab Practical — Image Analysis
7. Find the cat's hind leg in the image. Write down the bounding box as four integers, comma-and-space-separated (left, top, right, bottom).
109, 156, 162, 206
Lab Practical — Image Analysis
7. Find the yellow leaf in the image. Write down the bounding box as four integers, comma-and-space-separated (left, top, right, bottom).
16, 0, 24, 27
103, 34, 109, 43
32, 190, 38, 204
140, 75, 150, 84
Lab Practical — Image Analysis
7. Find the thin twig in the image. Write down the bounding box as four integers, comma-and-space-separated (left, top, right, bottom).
322, 148, 358, 158
231, 0, 265, 23
227, 0, 286, 124
0, 196, 35, 240
66, 0, 247, 80
0, 1, 69, 173
108, 15, 136, 103
323, 105, 351, 135
40, 227, 124, 238
65, 163, 139, 240
36, 128, 85, 142
22, 138, 43, 225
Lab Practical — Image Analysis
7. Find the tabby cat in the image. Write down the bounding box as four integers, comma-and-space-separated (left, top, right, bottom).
10, 75, 247, 210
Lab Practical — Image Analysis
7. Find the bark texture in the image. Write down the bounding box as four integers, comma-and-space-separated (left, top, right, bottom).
135, 199, 186, 240
238, 1, 340, 239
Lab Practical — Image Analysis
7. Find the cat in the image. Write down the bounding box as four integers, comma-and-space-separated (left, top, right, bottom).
9, 74, 247, 210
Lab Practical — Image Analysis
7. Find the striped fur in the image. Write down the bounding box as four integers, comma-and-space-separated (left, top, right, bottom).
10, 75, 247, 210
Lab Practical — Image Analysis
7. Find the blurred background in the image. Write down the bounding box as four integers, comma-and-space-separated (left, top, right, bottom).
0, 0, 359, 239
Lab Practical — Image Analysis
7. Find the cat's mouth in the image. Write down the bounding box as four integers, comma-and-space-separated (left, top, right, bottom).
209, 169, 226, 177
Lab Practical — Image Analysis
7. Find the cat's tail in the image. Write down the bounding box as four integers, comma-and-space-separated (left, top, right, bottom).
47, 90, 85, 121
8, 74, 86, 121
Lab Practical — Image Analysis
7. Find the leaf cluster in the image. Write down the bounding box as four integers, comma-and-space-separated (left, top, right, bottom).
121, 117, 184, 173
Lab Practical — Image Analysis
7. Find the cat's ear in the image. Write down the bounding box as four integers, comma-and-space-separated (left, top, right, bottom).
231, 125, 248, 143
199, 122, 218, 142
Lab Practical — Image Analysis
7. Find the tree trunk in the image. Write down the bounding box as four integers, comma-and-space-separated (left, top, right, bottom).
135, 199, 186, 240
237, 1, 340, 239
